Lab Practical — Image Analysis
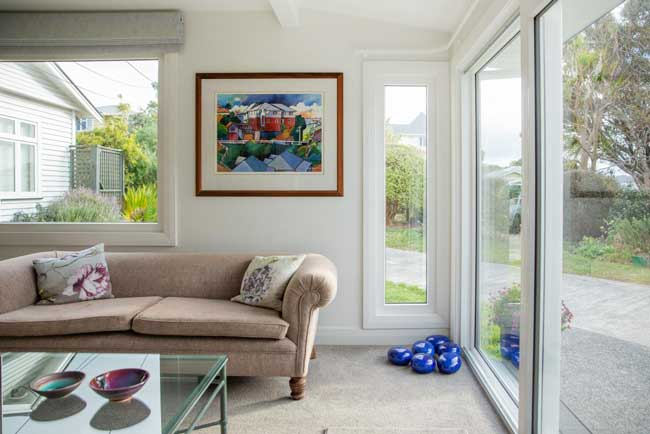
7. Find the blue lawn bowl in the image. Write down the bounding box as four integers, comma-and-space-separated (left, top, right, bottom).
500, 334, 520, 361
426, 335, 450, 353
437, 352, 462, 374
511, 349, 520, 369
435, 342, 461, 358
387, 346, 413, 366
411, 340, 435, 356
411, 353, 435, 374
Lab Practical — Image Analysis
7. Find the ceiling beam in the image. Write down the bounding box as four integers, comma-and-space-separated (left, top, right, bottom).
268, 0, 300, 27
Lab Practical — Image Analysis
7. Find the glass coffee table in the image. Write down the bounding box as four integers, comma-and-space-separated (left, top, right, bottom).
1, 352, 228, 434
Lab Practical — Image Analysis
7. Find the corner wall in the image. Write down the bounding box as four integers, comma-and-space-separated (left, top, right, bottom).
0, 9, 452, 345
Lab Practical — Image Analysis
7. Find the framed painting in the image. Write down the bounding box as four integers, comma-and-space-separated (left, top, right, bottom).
195, 72, 343, 196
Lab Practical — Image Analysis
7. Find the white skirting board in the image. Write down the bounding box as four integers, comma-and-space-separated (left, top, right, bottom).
315, 326, 451, 346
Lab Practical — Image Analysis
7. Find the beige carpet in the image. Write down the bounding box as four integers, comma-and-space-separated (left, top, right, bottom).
326, 429, 468, 434
170, 346, 507, 434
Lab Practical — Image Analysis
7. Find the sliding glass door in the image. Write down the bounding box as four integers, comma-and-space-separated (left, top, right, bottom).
476, 32, 523, 400
536, 0, 650, 432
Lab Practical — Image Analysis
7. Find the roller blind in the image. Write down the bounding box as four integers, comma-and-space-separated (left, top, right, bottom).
0, 11, 184, 50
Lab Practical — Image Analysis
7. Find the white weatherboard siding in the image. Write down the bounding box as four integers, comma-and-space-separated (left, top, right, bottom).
0, 63, 79, 221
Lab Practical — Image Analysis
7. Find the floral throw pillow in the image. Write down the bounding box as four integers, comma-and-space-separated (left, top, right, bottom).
232, 255, 306, 311
33, 244, 113, 304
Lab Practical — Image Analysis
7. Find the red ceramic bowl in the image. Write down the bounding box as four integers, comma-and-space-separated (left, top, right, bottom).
30, 371, 85, 399
89, 368, 149, 402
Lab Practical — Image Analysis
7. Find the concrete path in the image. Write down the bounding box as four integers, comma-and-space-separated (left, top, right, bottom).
387, 247, 650, 348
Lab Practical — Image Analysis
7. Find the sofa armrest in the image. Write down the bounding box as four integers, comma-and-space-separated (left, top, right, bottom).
282, 254, 337, 376
0, 252, 54, 315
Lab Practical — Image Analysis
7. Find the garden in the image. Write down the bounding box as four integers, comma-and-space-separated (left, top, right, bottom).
12, 102, 158, 224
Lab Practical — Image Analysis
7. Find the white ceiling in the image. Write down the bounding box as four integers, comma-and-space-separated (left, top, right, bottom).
0, 0, 474, 33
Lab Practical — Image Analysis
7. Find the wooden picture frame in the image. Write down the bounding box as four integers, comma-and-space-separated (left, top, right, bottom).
195, 72, 343, 196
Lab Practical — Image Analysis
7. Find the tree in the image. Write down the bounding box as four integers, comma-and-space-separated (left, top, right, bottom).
76, 104, 156, 190
564, 0, 650, 190
217, 123, 228, 140
385, 144, 425, 225
563, 15, 622, 171
291, 115, 307, 141
599, 0, 650, 190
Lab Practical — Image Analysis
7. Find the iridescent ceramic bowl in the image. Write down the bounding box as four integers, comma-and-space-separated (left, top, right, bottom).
30, 371, 85, 399
89, 368, 149, 402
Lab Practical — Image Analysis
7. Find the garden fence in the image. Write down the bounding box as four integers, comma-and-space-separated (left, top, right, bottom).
70, 145, 124, 206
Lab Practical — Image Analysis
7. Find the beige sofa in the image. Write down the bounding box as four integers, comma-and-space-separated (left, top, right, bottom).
0, 252, 337, 400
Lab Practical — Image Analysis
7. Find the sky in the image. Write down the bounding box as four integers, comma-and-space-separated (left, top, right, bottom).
385, 85, 426, 125
55, 60, 158, 112
479, 77, 522, 167
217, 93, 322, 108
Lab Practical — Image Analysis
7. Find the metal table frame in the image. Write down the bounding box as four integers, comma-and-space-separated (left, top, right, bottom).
162, 356, 228, 434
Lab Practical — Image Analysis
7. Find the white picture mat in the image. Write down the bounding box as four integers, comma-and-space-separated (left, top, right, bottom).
200, 78, 338, 191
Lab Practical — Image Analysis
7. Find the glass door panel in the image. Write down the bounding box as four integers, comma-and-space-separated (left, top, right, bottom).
476, 34, 522, 399
537, 0, 650, 432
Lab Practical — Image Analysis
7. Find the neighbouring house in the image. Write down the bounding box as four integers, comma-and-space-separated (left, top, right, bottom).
0, 62, 102, 222
75, 105, 119, 132
388, 112, 426, 148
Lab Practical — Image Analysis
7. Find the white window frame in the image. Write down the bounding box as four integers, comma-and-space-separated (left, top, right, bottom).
363, 61, 449, 329
454, 13, 522, 434
0, 51, 178, 247
0, 115, 39, 199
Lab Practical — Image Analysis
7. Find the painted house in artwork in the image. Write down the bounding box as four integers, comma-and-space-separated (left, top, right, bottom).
0, 62, 102, 222
238, 103, 296, 139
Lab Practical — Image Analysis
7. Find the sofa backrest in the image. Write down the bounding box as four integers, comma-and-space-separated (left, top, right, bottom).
99, 252, 253, 299
0, 252, 255, 312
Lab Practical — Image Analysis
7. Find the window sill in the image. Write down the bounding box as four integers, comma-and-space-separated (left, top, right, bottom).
463, 347, 518, 434
0, 194, 43, 201
0, 223, 177, 247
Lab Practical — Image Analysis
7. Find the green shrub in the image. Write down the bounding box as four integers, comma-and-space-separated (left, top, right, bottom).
386, 144, 425, 224
574, 236, 615, 259
563, 170, 619, 242
122, 184, 157, 222
607, 217, 650, 256
608, 189, 650, 221
12, 189, 121, 222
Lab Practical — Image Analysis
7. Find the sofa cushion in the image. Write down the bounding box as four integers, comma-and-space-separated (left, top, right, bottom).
34, 244, 113, 304
0, 297, 162, 337
132, 297, 289, 339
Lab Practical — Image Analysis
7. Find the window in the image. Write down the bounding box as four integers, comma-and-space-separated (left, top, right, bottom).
0, 61, 158, 224
475, 33, 522, 399
363, 61, 449, 329
0, 11, 180, 247
0, 57, 177, 246
384, 86, 427, 305
457, 17, 521, 432
0, 116, 37, 195
536, 0, 650, 432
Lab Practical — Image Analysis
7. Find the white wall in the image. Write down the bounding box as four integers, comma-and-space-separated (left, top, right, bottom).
0, 9, 452, 344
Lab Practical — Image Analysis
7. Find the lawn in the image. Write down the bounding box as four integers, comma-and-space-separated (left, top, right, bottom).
385, 281, 426, 304
385, 226, 424, 252
563, 252, 650, 285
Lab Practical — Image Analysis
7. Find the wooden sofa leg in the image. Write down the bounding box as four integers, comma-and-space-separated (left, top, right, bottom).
290, 376, 306, 400
310, 346, 317, 360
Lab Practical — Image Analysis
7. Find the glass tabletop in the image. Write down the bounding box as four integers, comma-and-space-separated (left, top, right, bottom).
1, 352, 227, 434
